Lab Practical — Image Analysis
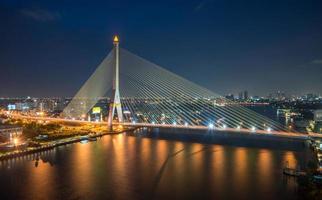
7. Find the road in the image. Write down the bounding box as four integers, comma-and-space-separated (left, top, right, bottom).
3, 112, 322, 140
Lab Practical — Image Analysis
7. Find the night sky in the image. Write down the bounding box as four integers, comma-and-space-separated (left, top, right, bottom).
0, 0, 322, 97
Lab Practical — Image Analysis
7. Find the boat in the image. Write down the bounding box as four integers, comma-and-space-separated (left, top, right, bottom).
80, 139, 88, 144
283, 168, 306, 176
283, 161, 306, 176
80, 136, 89, 144
88, 137, 97, 141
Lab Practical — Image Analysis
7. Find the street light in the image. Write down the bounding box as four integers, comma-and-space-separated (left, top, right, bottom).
222, 124, 227, 129
208, 123, 214, 129
13, 138, 18, 147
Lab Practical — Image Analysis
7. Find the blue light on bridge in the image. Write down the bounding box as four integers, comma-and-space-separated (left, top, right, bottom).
208, 123, 214, 129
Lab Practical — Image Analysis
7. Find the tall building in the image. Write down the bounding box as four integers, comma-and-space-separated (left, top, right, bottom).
238, 92, 243, 100
243, 91, 248, 100
238, 90, 248, 100
315, 110, 322, 122
225, 94, 234, 100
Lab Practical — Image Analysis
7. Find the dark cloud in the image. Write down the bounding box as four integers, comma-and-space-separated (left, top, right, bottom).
311, 59, 322, 64
20, 8, 61, 22
194, 0, 210, 12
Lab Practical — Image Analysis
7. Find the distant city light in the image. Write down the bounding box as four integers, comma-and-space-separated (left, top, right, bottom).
251, 126, 256, 132
267, 127, 272, 132
222, 124, 227, 129
184, 122, 188, 126
152, 121, 155, 124
173, 122, 177, 126
236, 125, 241, 130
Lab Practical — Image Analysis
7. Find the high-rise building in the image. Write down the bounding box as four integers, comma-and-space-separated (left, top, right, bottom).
225, 94, 234, 100
243, 91, 248, 100
315, 110, 322, 122
238, 92, 243, 100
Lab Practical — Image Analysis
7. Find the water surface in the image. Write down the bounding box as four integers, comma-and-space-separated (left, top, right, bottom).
0, 133, 306, 200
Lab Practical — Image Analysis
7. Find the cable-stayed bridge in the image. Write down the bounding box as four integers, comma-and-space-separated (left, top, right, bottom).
59, 36, 319, 139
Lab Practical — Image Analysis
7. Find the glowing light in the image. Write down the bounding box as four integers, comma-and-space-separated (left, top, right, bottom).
208, 123, 214, 129
152, 121, 155, 124
113, 35, 119, 43
184, 122, 188, 127
173, 122, 177, 126
222, 124, 227, 129
132, 120, 136, 124
251, 126, 256, 132
13, 138, 18, 146
236, 125, 241, 130
118, 125, 123, 130
267, 127, 272, 132
36, 112, 44, 116
162, 122, 165, 125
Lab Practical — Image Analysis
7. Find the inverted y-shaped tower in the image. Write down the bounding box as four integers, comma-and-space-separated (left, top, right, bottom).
107, 35, 123, 130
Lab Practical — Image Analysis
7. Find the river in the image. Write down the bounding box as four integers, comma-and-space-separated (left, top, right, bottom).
0, 129, 309, 200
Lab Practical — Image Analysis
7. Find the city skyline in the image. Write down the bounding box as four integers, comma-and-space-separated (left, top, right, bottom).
1, 0, 322, 96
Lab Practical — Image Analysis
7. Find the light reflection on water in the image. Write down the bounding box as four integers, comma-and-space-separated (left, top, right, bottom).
0, 133, 306, 200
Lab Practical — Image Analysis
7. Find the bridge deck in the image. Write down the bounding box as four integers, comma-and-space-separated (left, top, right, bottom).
3, 112, 322, 140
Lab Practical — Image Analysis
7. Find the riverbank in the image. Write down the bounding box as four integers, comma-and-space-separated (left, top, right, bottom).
0, 128, 135, 161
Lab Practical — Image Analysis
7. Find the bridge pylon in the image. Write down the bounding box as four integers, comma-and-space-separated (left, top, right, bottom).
107, 35, 123, 131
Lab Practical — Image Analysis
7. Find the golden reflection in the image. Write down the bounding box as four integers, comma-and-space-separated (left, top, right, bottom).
283, 151, 297, 169
234, 147, 248, 192
190, 143, 204, 169
141, 138, 152, 164
189, 143, 204, 189
257, 149, 273, 190
112, 135, 131, 199
71, 142, 93, 192
211, 145, 225, 190
26, 158, 55, 199
155, 140, 168, 167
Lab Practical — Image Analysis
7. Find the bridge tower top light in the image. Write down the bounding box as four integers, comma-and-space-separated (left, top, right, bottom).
113, 35, 119, 45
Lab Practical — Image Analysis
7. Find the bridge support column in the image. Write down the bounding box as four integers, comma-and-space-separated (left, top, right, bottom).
107, 35, 123, 131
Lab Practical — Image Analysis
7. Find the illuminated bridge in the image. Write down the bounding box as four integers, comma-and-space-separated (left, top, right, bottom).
55, 36, 319, 140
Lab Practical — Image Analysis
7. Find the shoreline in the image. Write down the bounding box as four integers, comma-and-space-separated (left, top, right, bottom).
0, 128, 137, 161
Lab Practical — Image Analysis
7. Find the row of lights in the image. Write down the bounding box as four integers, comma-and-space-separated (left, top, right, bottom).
131, 120, 272, 133
207, 123, 272, 133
